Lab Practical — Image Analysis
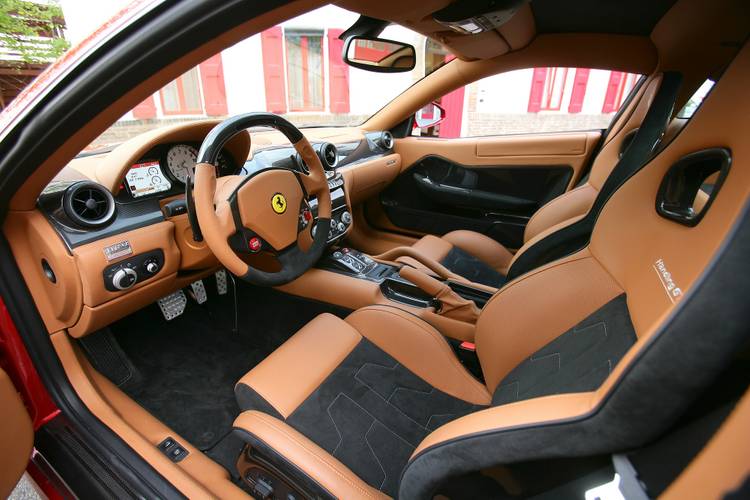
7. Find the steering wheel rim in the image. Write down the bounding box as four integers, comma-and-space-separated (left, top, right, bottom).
193, 112, 331, 286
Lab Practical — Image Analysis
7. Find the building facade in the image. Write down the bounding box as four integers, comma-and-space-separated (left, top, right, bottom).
58, 3, 640, 147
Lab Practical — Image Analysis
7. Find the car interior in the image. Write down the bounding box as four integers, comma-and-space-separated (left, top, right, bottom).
1, 0, 749, 498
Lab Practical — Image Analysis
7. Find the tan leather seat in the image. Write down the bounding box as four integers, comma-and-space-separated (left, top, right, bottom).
404, 76, 663, 288
231, 46, 750, 499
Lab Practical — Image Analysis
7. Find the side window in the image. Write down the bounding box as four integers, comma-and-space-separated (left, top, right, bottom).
676, 79, 715, 119
414, 67, 642, 138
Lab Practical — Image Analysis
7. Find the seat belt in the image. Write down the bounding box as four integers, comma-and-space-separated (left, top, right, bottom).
506, 72, 682, 281
575, 75, 648, 188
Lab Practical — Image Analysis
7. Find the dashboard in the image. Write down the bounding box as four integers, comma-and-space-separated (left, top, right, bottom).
25, 120, 401, 337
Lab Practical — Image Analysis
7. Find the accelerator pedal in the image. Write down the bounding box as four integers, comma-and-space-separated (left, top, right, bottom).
158, 290, 187, 320
189, 280, 208, 304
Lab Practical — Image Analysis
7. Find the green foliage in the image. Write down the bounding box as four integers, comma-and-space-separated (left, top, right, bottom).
0, 0, 69, 64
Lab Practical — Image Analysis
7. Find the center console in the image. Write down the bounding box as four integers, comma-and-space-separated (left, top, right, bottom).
318, 247, 493, 309
309, 172, 351, 243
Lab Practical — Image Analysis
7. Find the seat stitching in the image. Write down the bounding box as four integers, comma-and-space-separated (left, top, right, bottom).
364, 421, 388, 490
389, 385, 436, 402
352, 367, 431, 432
326, 393, 346, 455
425, 412, 462, 430
354, 360, 400, 401
341, 393, 417, 449
251, 413, 379, 499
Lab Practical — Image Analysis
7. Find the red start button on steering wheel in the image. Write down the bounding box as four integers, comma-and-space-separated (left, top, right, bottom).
248, 237, 261, 252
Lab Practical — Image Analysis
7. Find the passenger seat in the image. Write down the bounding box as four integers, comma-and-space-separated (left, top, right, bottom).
404, 74, 675, 287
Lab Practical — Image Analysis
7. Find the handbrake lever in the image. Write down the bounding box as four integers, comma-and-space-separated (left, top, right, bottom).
399, 266, 480, 324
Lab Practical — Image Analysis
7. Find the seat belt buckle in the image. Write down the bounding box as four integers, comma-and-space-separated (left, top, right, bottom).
459, 341, 476, 352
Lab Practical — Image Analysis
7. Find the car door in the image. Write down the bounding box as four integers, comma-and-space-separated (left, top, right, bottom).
369, 67, 641, 250
0, 367, 33, 498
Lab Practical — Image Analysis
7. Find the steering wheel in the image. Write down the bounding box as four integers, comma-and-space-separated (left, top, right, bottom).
193, 113, 331, 286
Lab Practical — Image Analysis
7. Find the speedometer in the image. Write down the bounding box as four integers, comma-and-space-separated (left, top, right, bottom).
166, 144, 198, 184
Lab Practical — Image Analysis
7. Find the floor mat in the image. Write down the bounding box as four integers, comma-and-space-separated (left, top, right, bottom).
86, 277, 350, 451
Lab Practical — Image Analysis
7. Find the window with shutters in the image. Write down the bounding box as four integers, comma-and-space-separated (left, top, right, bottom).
417, 67, 642, 139
159, 67, 203, 115
284, 29, 325, 112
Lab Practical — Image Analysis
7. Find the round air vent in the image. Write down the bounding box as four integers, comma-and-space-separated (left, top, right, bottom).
63, 181, 116, 228
379, 131, 394, 150
318, 142, 338, 170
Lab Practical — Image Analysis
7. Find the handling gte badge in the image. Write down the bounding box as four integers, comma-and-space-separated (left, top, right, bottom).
271, 193, 287, 214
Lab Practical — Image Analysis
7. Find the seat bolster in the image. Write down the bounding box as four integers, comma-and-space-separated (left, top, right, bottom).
523, 183, 598, 242
234, 411, 388, 500
410, 393, 594, 458
235, 313, 361, 417
441, 230, 513, 273
346, 305, 491, 405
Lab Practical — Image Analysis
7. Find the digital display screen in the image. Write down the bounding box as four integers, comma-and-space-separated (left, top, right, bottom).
125, 161, 172, 198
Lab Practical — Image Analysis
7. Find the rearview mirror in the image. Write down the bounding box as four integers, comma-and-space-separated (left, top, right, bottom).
342, 36, 416, 73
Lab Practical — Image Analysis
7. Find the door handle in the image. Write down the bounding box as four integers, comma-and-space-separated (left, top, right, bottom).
413, 172, 536, 211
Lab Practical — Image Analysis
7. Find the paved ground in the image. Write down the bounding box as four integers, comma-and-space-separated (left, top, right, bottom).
8, 474, 41, 500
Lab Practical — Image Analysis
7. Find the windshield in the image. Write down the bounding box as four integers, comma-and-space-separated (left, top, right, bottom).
81, 5, 437, 151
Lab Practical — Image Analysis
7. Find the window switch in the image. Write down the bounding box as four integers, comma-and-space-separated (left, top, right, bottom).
158, 436, 188, 463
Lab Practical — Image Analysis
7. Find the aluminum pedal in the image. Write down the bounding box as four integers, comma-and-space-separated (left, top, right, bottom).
215, 269, 228, 295
157, 290, 187, 320
189, 280, 208, 304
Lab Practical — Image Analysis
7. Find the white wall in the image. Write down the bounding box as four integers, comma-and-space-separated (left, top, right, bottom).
223, 36, 266, 115
581, 69, 612, 114
60, 0, 132, 44
474, 69, 534, 114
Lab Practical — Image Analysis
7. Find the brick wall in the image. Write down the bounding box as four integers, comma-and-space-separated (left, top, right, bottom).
464, 112, 613, 137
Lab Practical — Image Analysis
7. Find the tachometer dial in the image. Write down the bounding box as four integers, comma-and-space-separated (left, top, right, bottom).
166, 144, 198, 184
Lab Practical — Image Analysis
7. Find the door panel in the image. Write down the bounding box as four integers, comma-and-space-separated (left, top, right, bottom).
374, 132, 601, 248
0, 367, 33, 498
381, 157, 572, 248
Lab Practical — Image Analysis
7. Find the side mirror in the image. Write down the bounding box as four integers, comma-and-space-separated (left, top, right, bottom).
342, 36, 416, 73
414, 101, 446, 129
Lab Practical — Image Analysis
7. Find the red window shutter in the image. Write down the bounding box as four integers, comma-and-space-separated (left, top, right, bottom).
261, 27, 287, 114
602, 71, 624, 113
567, 68, 590, 113
527, 67, 548, 113
199, 54, 228, 116
327, 29, 349, 114
439, 86, 465, 138
132, 95, 156, 119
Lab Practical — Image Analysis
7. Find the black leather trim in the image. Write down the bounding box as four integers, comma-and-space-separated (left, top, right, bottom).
197, 112, 303, 165
235, 383, 285, 420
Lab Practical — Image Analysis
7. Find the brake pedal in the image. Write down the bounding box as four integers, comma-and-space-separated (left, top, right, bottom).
189, 280, 208, 304
215, 269, 228, 295
157, 290, 187, 320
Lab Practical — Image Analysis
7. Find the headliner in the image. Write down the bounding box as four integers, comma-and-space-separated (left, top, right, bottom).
531, 0, 678, 36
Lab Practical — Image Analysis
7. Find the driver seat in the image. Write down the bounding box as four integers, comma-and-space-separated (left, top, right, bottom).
231, 45, 750, 499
